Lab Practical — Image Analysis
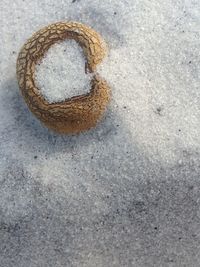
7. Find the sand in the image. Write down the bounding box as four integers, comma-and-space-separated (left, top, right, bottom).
0, 0, 200, 266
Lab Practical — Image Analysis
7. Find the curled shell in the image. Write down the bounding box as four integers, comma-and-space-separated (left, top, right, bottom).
16, 22, 110, 134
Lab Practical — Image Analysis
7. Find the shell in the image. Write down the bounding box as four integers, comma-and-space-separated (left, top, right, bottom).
16, 21, 110, 134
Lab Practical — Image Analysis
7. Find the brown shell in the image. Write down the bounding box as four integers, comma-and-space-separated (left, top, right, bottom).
16, 21, 110, 134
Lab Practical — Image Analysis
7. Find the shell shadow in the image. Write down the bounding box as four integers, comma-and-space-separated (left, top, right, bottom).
2, 77, 123, 155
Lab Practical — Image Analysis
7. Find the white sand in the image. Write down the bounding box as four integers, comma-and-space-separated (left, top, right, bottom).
35, 40, 93, 103
0, 0, 200, 266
